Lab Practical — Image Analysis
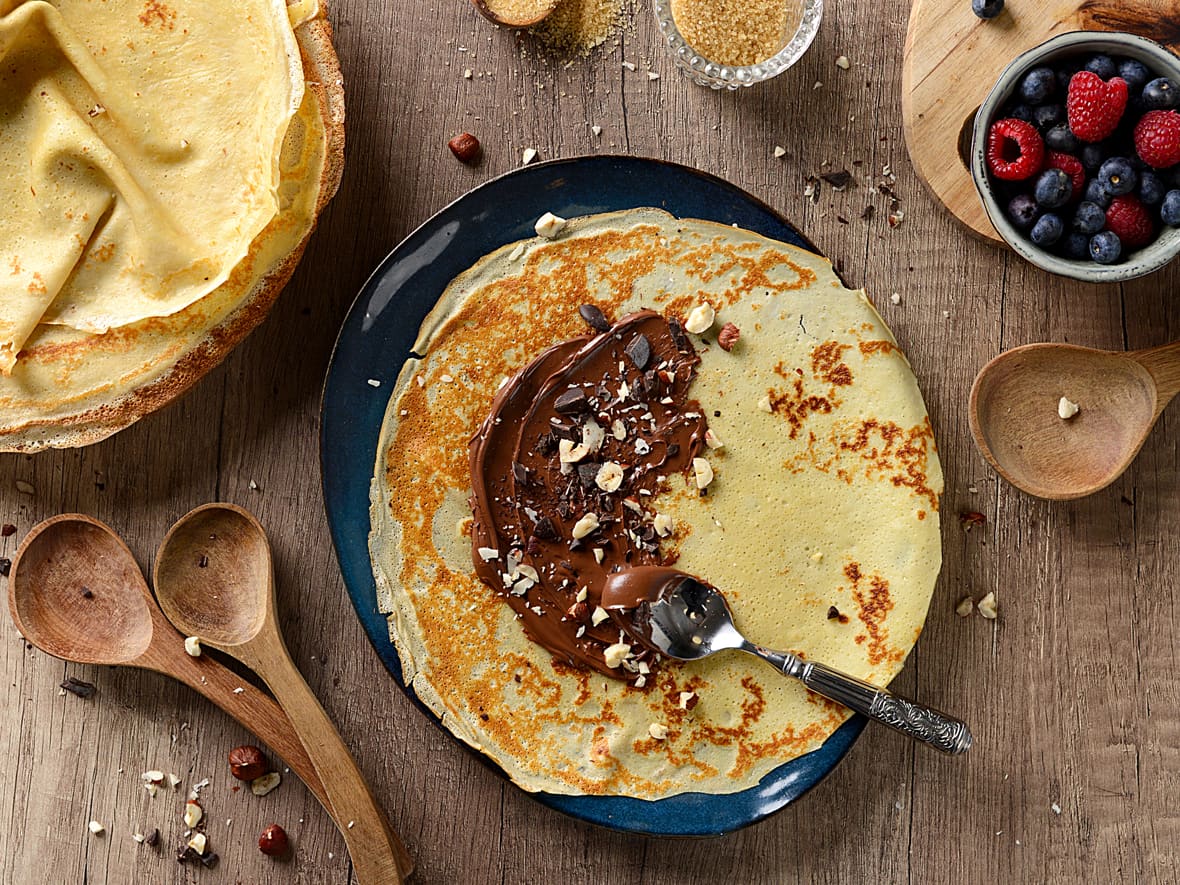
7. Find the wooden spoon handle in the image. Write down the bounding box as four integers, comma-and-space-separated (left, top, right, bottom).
257, 647, 413, 883
1132, 340, 1180, 410
153, 642, 332, 812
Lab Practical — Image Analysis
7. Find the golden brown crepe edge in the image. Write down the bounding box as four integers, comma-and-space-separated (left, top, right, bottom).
0, 4, 345, 452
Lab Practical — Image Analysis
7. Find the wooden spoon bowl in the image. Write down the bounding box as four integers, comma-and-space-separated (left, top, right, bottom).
10, 516, 153, 665
969, 341, 1180, 500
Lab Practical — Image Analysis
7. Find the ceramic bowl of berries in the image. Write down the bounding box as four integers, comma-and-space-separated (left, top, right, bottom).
971, 31, 1180, 282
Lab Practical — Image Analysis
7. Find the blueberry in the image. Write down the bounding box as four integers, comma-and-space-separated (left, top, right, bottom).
1084, 55, 1117, 80
1033, 104, 1065, 129
1089, 231, 1123, 264
1006, 103, 1037, 124
1019, 67, 1057, 105
1117, 58, 1152, 90
1007, 193, 1040, 229
1034, 169, 1073, 209
1031, 213, 1064, 246
971, 0, 1004, 18
1140, 171, 1166, 206
1098, 157, 1137, 196
1045, 124, 1080, 152
1056, 65, 1081, 92
1062, 232, 1091, 260
1142, 77, 1178, 110
1162, 190, 1180, 226
1080, 143, 1105, 172
1072, 201, 1107, 234
1083, 178, 1112, 208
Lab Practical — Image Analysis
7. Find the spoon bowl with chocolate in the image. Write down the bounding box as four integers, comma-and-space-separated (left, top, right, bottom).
603, 567, 973, 755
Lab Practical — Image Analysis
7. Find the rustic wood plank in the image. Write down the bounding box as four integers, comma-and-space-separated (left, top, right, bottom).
3, 0, 1179, 881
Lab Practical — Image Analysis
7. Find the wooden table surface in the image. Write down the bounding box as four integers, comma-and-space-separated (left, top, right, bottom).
3, 0, 1179, 882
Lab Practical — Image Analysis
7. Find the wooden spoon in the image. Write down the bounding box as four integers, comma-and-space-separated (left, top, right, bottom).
153, 504, 412, 884
969, 341, 1180, 500
5, 514, 331, 811
470, 0, 558, 28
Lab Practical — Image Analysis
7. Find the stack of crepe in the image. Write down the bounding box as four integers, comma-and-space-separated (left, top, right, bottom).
0, 0, 344, 450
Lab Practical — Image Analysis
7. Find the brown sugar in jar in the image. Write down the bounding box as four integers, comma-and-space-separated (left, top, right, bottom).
669, 0, 801, 67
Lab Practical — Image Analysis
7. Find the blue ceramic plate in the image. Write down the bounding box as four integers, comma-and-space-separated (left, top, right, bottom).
320, 155, 865, 837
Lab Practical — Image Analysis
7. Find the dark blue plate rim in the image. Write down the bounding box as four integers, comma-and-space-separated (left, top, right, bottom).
319, 155, 866, 838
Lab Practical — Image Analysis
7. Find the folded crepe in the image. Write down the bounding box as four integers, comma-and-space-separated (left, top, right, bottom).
0, 0, 344, 448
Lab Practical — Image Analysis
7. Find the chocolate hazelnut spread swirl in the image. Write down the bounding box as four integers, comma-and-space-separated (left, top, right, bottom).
469, 308, 708, 682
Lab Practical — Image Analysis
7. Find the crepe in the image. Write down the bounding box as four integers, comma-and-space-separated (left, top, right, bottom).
369, 209, 943, 798
0, 0, 344, 449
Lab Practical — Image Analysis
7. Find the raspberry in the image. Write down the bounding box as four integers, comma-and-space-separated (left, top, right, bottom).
1105, 195, 1155, 249
1133, 110, 1180, 169
1046, 151, 1085, 202
1067, 71, 1128, 142
986, 118, 1045, 181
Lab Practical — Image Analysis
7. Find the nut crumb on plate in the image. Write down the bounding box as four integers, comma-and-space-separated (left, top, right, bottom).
648, 722, 669, 740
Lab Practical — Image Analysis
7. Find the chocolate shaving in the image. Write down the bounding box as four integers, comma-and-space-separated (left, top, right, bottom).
822, 170, 855, 190
861, 205, 876, 221
197, 554, 208, 569
0, 557, 9, 577
554, 387, 589, 415
576, 463, 600, 489
533, 516, 558, 540
624, 334, 651, 370
667, 319, 691, 353
199, 853, 219, 869
60, 677, 96, 699
512, 462, 529, 486
578, 303, 611, 333
959, 511, 986, 532
81, 587, 94, 599
145, 828, 160, 847
1, 523, 15, 537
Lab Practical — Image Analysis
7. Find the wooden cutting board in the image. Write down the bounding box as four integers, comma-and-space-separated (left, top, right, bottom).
902, 0, 1180, 245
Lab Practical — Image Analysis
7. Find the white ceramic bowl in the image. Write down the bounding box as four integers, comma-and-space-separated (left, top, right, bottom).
971, 30, 1180, 283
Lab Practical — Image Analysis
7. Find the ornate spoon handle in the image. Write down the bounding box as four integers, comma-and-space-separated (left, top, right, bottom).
750, 646, 972, 755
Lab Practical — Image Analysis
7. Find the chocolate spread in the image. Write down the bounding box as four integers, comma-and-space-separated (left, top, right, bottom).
469, 309, 708, 682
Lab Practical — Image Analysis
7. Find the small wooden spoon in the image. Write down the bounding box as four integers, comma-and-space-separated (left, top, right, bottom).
470, 0, 558, 28
969, 341, 1180, 500
5, 514, 330, 810
153, 504, 412, 885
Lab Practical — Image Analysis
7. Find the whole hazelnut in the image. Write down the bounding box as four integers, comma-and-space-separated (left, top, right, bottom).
227, 745, 268, 781
258, 824, 290, 857
447, 132, 481, 164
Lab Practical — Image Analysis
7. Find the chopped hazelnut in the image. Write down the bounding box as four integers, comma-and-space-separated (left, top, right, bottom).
648, 722, 669, 740
977, 592, 998, 620
684, 303, 716, 334
717, 323, 740, 352
447, 132, 481, 164
955, 596, 974, 617
757, 395, 773, 413
571, 512, 600, 540
228, 745, 269, 782
187, 832, 207, 856
704, 429, 725, 450
184, 801, 203, 828
653, 513, 673, 537
678, 691, 698, 710
258, 824, 290, 857
183, 636, 202, 657
534, 211, 567, 239
602, 641, 631, 668
88, 820, 105, 835
1058, 397, 1080, 420
250, 772, 281, 796
692, 457, 714, 490
590, 606, 610, 626
595, 461, 624, 492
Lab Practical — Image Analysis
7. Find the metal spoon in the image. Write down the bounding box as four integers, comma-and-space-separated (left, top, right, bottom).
603, 567, 972, 755
969, 340, 1180, 500
5, 514, 331, 809
152, 503, 412, 885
